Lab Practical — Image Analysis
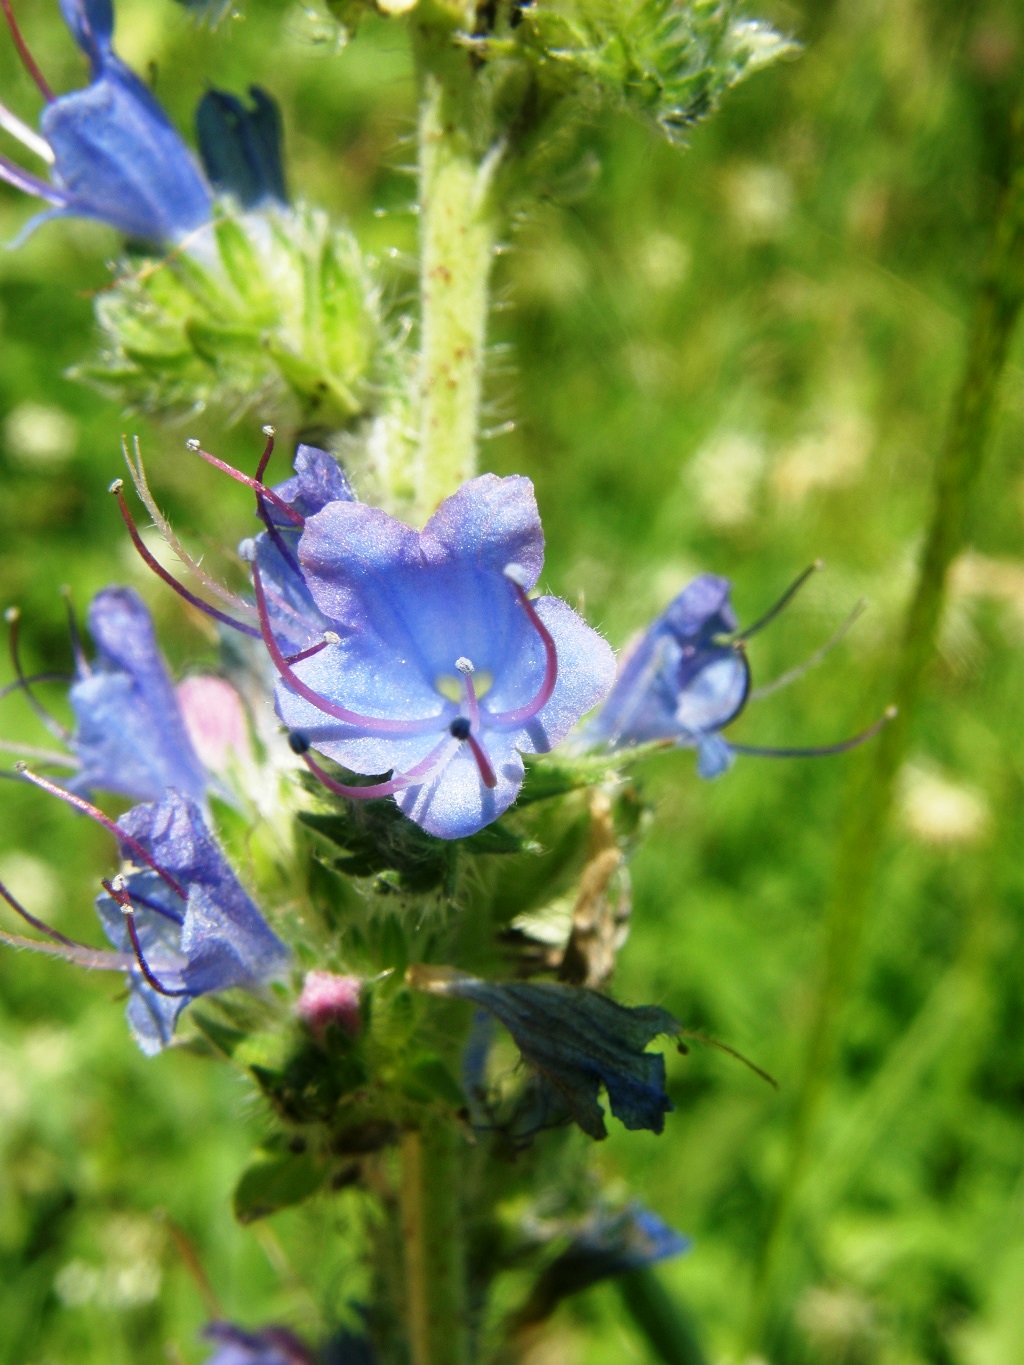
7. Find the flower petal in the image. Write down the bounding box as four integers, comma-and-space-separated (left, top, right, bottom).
395, 735, 525, 839
421, 474, 544, 589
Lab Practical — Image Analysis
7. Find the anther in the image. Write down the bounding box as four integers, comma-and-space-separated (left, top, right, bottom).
103, 877, 190, 998
185, 438, 201, 451
450, 717, 471, 740
324, 631, 340, 645
503, 563, 530, 588
262, 424, 275, 437
455, 657, 475, 675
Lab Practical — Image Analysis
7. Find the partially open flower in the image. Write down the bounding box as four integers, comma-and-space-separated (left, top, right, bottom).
584, 568, 892, 776
0, 777, 289, 1054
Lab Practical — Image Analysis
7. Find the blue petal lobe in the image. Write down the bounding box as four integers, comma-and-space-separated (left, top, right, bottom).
196, 85, 288, 208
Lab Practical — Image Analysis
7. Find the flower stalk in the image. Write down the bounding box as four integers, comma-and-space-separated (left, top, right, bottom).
400, 1121, 468, 1365
412, 4, 500, 523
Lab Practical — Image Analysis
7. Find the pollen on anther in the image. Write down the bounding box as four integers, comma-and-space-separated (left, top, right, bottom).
108, 478, 124, 495
185, 438, 201, 452
503, 563, 529, 588
323, 632, 340, 646
262, 424, 276, 437
455, 657, 475, 675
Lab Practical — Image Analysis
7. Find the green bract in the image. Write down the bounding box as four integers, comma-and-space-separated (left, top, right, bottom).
79, 205, 389, 425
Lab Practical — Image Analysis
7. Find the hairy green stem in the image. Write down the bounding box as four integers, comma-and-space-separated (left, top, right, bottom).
746, 125, 1024, 1352
413, 6, 500, 522
400, 1121, 468, 1365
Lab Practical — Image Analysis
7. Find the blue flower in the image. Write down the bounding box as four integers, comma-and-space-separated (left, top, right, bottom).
68, 586, 209, 804
585, 569, 889, 777
584, 574, 747, 778
252, 473, 616, 839
202, 1323, 316, 1365
410, 965, 680, 1139
0, 0, 287, 245
0, 0, 212, 243
0, 778, 290, 1055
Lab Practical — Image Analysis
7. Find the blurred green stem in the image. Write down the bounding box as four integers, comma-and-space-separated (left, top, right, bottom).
412, 4, 500, 522
400, 1121, 468, 1365
747, 117, 1024, 1351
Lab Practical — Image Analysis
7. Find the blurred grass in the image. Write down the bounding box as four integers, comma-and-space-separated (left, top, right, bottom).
2, 0, 1024, 1362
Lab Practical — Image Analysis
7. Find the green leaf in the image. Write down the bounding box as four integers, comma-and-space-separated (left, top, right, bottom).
233, 1150, 327, 1223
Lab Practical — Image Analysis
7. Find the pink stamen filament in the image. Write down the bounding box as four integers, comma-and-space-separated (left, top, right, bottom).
255, 426, 275, 483
110, 481, 261, 639
284, 637, 332, 665
487, 581, 559, 728
252, 564, 441, 737
302, 733, 457, 800
187, 441, 304, 527
466, 733, 498, 789
1, 0, 54, 101
17, 765, 188, 900
0, 925, 132, 970
103, 879, 191, 998
0, 874, 93, 950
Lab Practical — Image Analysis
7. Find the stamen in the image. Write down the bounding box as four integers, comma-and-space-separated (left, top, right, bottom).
5, 606, 71, 740
61, 585, 89, 676
252, 564, 441, 736
123, 437, 257, 620
750, 600, 866, 701
0, 96, 54, 161
16, 764, 188, 900
110, 480, 261, 639
0, 925, 131, 970
284, 632, 338, 665
487, 569, 559, 728
185, 439, 304, 527
256, 425, 276, 482
466, 733, 498, 789
0, 0, 55, 101
734, 561, 824, 642
0, 874, 93, 949
0, 147, 64, 203
728, 705, 897, 760
0, 672, 73, 701
456, 657, 481, 730
301, 733, 458, 800
103, 877, 191, 998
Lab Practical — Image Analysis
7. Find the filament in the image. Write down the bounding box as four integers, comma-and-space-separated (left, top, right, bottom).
252, 563, 441, 736
487, 573, 558, 728
16, 765, 188, 900
750, 600, 866, 701
0, 95, 53, 160
186, 439, 304, 526
728, 705, 897, 760
0, 874, 92, 950
0, 0, 54, 101
103, 878, 191, 998
734, 561, 824, 642
110, 480, 261, 639
301, 733, 457, 800
5, 606, 71, 740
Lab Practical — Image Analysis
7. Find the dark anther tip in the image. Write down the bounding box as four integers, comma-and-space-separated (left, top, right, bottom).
449, 716, 472, 741
288, 731, 311, 755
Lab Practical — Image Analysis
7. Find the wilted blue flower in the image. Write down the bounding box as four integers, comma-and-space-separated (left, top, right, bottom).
196, 85, 288, 209
586, 569, 890, 777
0, 0, 287, 245
202, 1322, 316, 1365
251, 473, 617, 839
0, 778, 289, 1055
519, 1204, 690, 1322
410, 965, 680, 1139
68, 586, 208, 804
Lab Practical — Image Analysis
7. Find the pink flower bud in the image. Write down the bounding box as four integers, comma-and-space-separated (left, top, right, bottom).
296, 970, 362, 1041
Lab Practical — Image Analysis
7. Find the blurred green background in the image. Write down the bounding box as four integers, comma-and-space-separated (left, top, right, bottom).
2, 0, 1024, 1361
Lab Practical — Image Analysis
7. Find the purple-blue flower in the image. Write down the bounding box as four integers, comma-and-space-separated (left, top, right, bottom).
585, 570, 889, 777
0, 0, 287, 245
201, 1323, 316, 1365
251, 473, 616, 839
0, 0, 211, 243
68, 586, 209, 804
0, 780, 289, 1055
584, 574, 747, 778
